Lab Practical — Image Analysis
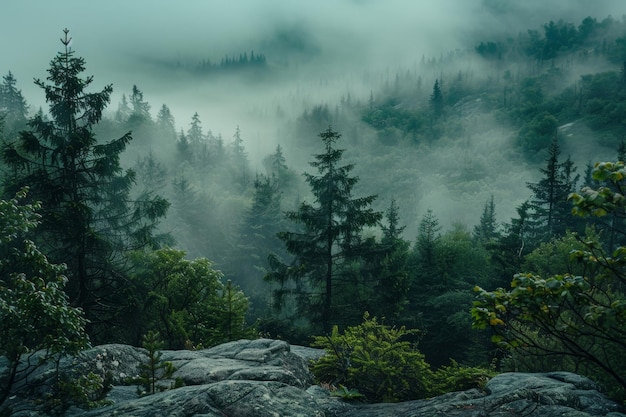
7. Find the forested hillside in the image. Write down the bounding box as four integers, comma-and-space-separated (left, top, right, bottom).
2, 13, 626, 410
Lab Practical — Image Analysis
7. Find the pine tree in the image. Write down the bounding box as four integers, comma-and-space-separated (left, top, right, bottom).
262, 144, 289, 183
156, 104, 176, 141
187, 112, 203, 146
114, 94, 131, 123
135, 151, 168, 192
415, 209, 441, 266
408, 208, 443, 298
229, 125, 250, 190
265, 127, 382, 333
429, 79, 444, 120
261, 144, 298, 205
1, 29, 169, 341
136, 331, 175, 395
217, 280, 252, 343
370, 199, 410, 320
0, 71, 28, 135
176, 129, 191, 163
473, 195, 499, 245
129, 84, 151, 121
229, 174, 286, 300
127, 85, 153, 146
526, 135, 580, 240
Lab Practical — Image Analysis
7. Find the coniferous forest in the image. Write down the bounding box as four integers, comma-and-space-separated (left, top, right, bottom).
2, 4, 626, 410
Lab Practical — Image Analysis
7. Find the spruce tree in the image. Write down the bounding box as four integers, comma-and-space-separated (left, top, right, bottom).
429, 79, 444, 120
231, 174, 285, 297
0, 71, 29, 135
1, 29, 169, 341
230, 125, 250, 190
187, 112, 204, 146
126, 85, 154, 147
526, 135, 580, 240
473, 195, 499, 245
266, 127, 382, 333
129, 84, 151, 122
262, 144, 294, 189
136, 331, 175, 395
156, 104, 177, 142
114, 93, 131, 123
368, 199, 410, 320
414, 209, 441, 271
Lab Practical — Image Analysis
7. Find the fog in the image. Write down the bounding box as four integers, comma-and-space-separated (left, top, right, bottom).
3, 0, 626, 237
7, 0, 626, 121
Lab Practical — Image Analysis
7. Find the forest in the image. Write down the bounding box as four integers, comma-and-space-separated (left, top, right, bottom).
1, 10, 626, 412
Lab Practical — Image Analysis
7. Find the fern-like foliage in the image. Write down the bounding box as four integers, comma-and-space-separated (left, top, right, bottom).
310, 313, 432, 402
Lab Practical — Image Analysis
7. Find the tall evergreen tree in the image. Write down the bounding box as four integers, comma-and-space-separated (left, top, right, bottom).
265, 127, 382, 333
414, 209, 441, 273
1, 29, 169, 341
0, 71, 28, 135
229, 174, 285, 304
429, 79, 444, 120
135, 150, 168, 192
114, 93, 131, 123
187, 112, 204, 146
229, 125, 250, 190
156, 104, 177, 141
127, 85, 153, 146
473, 195, 499, 245
526, 135, 580, 239
262, 144, 289, 184
167, 172, 226, 262
129, 84, 151, 121
176, 129, 191, 163
262, 144, 298, 206
369, 199, 410, 320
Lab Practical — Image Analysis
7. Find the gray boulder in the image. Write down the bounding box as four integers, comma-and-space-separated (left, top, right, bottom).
3, 339, 624, 417
339, 372, 626, 417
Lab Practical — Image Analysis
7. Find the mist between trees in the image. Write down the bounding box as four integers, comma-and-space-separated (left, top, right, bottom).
2, 13, 626, 406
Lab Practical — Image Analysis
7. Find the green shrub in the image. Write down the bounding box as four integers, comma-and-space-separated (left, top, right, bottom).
310, 313, 432, 402
430, 359, 495, 396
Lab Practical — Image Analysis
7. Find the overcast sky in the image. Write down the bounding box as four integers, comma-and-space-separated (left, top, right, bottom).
5, 1, 626, 80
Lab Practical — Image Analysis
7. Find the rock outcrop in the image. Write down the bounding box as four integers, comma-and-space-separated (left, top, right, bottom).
4, 338, 625, 417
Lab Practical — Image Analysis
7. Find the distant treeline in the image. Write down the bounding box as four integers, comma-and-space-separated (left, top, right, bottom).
475, 15, 626, 63
195, 50, 267, 74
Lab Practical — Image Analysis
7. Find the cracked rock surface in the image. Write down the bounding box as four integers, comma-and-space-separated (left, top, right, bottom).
5, 339, 625, 417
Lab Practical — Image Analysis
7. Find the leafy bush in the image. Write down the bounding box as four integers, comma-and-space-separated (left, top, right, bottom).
127, 249, 253, 349
310, 313, 432, 402
0, 189, 88, 412
473, 160, 626, 402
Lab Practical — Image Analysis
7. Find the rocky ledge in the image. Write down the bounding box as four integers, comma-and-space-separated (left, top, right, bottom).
4, 338, 625, 417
